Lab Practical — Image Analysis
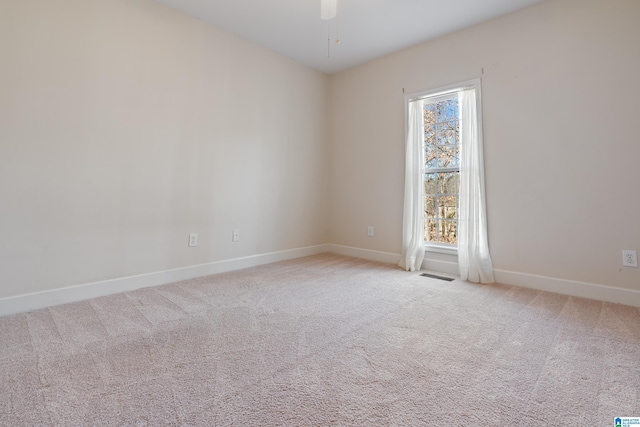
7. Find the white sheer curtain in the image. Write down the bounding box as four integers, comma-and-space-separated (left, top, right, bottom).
399, 99, 425, 271
458, 88, 495, 283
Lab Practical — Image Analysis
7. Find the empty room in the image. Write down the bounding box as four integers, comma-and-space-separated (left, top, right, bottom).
1, 0, 639, 425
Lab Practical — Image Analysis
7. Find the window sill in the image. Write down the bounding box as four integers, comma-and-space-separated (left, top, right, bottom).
424, 244, 458, 256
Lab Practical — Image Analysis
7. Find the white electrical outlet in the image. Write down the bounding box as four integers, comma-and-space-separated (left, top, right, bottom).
189, 233, 198, 247
232, 229, 240, 242
367, 226, 374, 237
622, 250, 638, 268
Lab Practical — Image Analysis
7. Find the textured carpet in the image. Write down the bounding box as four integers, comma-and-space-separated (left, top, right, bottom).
1, 254, 639, 426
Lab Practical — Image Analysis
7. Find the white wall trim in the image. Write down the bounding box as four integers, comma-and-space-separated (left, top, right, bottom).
493, 269, 640, 308
0, 244, 331, 317
3, 244, 638, 316
324, 245, 640, 307
327, 244, 401, 265
325, 245, 461, 276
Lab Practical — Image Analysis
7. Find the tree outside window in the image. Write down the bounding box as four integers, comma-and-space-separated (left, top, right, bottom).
423, 96, 459, 244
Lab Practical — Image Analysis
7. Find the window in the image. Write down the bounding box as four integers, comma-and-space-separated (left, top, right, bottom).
401, 79, 494, 282
404, 79, 484, 255
423, 94, 460, 246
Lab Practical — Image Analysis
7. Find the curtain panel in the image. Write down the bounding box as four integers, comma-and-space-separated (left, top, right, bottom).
399, 99, 426, 271
458, 88, 495, 283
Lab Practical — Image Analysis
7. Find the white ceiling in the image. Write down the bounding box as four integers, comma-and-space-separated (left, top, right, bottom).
153, 0, 544, 74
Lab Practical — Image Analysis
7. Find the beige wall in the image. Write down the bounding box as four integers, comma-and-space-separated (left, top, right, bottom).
0, 0, 329, 298
329, 0, 640, 291
2, 0, 639, 302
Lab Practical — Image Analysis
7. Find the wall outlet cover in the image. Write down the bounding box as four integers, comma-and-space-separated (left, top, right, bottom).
622, 250, 638, 268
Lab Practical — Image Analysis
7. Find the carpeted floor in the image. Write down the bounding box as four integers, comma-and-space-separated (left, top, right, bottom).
1, 253, 639, 425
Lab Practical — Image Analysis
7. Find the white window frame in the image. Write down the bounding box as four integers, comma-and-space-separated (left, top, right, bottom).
404, 78, 483, 256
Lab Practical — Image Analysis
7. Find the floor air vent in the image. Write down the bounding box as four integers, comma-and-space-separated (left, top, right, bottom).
420, 273, 454, 282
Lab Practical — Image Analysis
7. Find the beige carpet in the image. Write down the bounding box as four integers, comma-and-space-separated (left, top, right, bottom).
1, 254, 639, 426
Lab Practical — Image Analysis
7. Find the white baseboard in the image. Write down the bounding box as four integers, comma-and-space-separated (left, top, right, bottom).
325, 245, 640, 307
493, 269, 640, 308
3, 243, 638, 317
325, 244, 460, 276
0, 244, 331, 317
326, 244, 401, 265
325, 244, 461, 278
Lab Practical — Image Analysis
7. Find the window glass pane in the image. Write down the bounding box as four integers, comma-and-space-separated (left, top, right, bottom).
437, 145, 458, 168
425, 196, 436, 218
451, 145, 460, 167
447, 126, 458, 146
437, 172, 458, 195
425, 147, 437, 168
425, 219, 437, 241
436, 121, 457, 145
438, 196, 457, 219
436, 99, 457, 122
424, 173, 437, 195
424, 126, 435, 146
423, 103, 436, 116
453, 120, 460, 143
438, 220, 457, 244
434, 123, 445, 145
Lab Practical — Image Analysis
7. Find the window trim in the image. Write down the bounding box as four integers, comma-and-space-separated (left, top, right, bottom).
425, 243, 458, 256
404, 78, 483, 256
